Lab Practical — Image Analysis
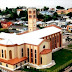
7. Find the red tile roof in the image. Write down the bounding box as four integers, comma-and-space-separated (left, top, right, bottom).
7, 22, 12, 25
1, 21, 12, 25
40, 49, 52, 54
45, 24, 62, 29
0, 57, 27, 65
56, 10, 66, 13
67, 8, 72, 12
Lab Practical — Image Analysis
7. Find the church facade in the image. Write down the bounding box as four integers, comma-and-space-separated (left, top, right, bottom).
0, 8, 62, 72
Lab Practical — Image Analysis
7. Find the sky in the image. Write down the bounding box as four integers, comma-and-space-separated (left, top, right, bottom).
0, 0, 72, 9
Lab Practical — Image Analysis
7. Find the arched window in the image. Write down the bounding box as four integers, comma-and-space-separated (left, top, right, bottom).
9, 50, 12, 59
43, 45, 45, 49
31, 49, 33, 63
2, 50, 3, 58
69, 27, 70, 30
16, 65, 18, 68
33, 11, 35, 13
24, 61, 26, 63
35, 50, 37, 64
41, 57, 42, 64
29, 15, 32, 18
33, 15, 36, 18
27, 48, 29, 62
21, 48, 23, 57
29, 11, 32, 14
5, 50, 6, 58
6, 64, 8, 67
50, 38, 51, 41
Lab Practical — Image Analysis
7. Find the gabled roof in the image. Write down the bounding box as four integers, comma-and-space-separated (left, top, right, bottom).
1, 21, 12, 25
0, 25, 61, 45
56, 9, 66, 13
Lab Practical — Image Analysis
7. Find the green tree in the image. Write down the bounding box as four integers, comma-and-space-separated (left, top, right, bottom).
0, 10, 1, 13
67, 12, 72, 18
0, 7, 12, 15
36, 9, 40, 12
43, 6, 49, 11
9, 12, 18, 20
19, 10, 27, 17
52, 12, 59, 20
8, 8, 18, 20
6, 7, 8, 10
16, 7, 20, 9
0, 10, 2, 15
56, 6, 65, 9
19, 10, 28, 21
37, 14, 44, 19
43, 15, 52, 22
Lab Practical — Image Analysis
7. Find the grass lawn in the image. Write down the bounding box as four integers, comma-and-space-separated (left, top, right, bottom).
0, 28, 9, 33
46, 49, 72, 71
23, 49, 72, 72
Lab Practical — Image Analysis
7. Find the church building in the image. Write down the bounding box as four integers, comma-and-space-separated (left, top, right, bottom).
0, 8, 62, 72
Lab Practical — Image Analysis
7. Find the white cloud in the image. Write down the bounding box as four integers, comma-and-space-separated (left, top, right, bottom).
0, 0, 72, 9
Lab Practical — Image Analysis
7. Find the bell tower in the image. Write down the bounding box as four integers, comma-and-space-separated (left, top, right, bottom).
28, 8, 37, 32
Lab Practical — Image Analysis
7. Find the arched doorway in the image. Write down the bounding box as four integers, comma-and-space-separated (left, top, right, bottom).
9, 50, 12, 59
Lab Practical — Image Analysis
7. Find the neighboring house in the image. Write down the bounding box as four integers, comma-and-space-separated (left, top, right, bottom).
56, 9, 67, 15
63, 16, 69, 19
0, 8, 62, 72
39, 11, 54, 16
49, 8, 55, 12
61, 25, 67, 29
36, 21, 45, 27
37, 20, 67, 28
46, 20, 58, 26
13, 21, 25, 25
58, 21, 66, 27
8, 25, 28, 32
67, 24, 72, 32
57, 8, 72, 15
37, 21, 58, 28
66, 19, 72, 23
1, 21, 12, 28
67, 8, 72, 13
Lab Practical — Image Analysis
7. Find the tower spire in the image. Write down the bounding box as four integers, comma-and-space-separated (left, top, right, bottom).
28, 8, 37, 32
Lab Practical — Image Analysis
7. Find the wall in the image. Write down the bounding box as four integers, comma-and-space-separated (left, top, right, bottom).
0, 46, 7, 60
0, 59, 27, 71
0, 45, 17, 60
39, 40, 50, 53
17, 44, 25, 59
40, 52, 52, 65
25, 44, 38, 64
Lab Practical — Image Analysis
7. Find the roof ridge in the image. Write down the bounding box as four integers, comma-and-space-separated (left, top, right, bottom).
6, 39, 13, 45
